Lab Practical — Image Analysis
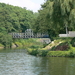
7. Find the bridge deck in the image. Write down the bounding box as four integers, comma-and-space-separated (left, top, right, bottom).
9, 33, 49, 38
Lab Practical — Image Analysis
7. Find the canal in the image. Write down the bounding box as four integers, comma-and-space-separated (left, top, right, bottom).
0, 49, 75, 75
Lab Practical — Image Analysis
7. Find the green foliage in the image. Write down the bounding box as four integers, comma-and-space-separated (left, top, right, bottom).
28, 48, 75, 57
55, 42, 70, 51
30, 49, 38, 56
13, 38, 43, 48
27, 48, 48, 56
50, 46, 56, 51
34, 0, 75, 40
0, 33, 13, 48
47, 51, 70, 57
0, 3, 38, 48
43, 43, 48, 48
27, 38, 75, 57
15, 42, 23, 47
0, 44, 4, 47
0, 3, 36, 33
38, 50, 48, 56
70, 37, 75, 47
25, 37, 75, 57
27, 46, 75, 57
30, 45, 40, 49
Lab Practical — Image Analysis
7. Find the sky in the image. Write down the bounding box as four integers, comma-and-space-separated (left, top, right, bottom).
0, 0, 45, 12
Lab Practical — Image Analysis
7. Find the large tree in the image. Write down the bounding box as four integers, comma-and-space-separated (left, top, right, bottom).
34, 0, 75, 40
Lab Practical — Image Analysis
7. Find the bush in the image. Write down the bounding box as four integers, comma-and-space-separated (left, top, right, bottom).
27, 48, 39, 56
30, 45, 39, 49
30, 49, 38, 56
27, 48, 48, 56
70, 37, 75, 47
0, 44, 4, 47
68, 47, 75, 57
38, 50, 48, 56
0, 33, 13, 48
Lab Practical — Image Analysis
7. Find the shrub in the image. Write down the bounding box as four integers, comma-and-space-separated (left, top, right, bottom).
30, 45, 39, 49
30, 49, 38, 56
70, 37, 75, 47
0, 44, 4, 47
27, 48, 38, 56
68, 47, 75, 57
38, 50, 48, 56
27, 48, 48, 56
0, 33, 13, 48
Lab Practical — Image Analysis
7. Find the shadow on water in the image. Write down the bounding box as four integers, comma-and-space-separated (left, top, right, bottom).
0, 49, 75, 75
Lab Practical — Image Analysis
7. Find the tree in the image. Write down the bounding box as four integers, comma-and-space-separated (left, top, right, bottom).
0, 3, 37, 47
0, 3, 36, 33
0, 33, 12, 48
34, 0, 75, 40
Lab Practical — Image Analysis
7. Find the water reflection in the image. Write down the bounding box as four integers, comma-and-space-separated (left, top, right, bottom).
0, 49, 75, 75
39, 57, 75, 75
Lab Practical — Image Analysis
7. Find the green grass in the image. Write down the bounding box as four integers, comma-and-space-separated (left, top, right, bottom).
14, 38, 43, 48
0, 44, 4, 47
27, 37, 75, 57
47, 51, 70, 57
27, 47, 75, 57
13, 37, 75, 57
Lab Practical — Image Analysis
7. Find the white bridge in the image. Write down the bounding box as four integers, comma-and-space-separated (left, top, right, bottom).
10, 29, 49, 38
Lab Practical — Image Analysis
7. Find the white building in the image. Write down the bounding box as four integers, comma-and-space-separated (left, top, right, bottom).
59, 31, 75, 37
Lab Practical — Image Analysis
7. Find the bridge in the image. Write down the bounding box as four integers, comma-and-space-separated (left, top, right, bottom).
10, 29, 49, 39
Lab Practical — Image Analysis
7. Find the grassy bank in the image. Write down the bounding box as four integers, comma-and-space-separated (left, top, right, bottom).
1, 37, 75, 57
27, 37, 75, 57
13, 38, 44, 49
0, 38, 44, 49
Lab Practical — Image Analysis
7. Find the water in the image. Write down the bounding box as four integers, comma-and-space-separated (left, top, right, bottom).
0, 49, 75, 75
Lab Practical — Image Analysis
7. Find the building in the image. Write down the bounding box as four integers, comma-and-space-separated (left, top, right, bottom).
59, 31, 75, 37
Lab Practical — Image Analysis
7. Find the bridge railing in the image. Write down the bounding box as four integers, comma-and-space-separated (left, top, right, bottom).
9, 29, 49, 38
9, 32, 49, 38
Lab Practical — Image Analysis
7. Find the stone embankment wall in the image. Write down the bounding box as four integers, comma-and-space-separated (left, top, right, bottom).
38, 38, 51, 44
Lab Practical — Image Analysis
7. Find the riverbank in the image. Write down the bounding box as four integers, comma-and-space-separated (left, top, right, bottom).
13, 38, 44, 48
0, 38, 44, 49
1, 38, 75, 57
27, 37, 75, 57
